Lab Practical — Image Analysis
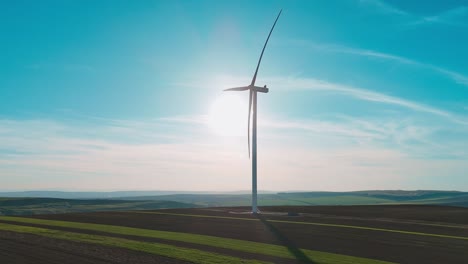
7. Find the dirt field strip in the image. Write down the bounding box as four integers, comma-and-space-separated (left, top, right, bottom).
270, 219, 468, 240
134, 211, 468, 241
132, 211, 259, 221
0, 216, 394, 264
338, 217, 468, 230
0, 222, 269, 264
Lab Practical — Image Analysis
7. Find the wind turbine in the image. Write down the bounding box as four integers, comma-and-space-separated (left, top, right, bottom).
223, 10, 282, 214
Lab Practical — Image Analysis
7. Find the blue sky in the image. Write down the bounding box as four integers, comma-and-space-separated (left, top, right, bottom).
0, 0, 467, 191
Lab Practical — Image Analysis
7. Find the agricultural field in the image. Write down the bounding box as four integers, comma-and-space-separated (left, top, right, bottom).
0, 197, 198, 216
1, 205, 467, 263
105, 190, 468, 208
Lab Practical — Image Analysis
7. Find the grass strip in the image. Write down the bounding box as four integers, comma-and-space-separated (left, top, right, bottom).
0, 216, 393, 264
0, 222, 269, 264
135, 211, 468, 240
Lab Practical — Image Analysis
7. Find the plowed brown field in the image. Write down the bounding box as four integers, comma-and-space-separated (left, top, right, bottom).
2, 205, 468, 264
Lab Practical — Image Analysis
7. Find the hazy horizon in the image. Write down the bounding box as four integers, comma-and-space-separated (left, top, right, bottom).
1, 1, 467, 191
0, 188, 463, 193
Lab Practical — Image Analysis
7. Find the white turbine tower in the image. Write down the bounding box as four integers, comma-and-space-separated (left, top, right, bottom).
224, 10, 282, 214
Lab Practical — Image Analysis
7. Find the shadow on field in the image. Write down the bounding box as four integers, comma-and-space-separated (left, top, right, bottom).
256, 214, 315, 264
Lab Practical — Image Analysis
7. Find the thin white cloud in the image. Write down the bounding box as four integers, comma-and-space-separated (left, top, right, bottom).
358, 0, 409, 16
0, 111, 467, 191
410, 6, 468, 27
269, 76, 468, 125
262, 118, 381, 139
160, 113, 466, 157
178, 70, 467, 125
320, 44, 415, 64
431, 67, 468, 86
159, 115, 208, 125
299, 41, 468, 86
0, 118, 251, 190
359, 0, 468, 27
175, 63, 468, 131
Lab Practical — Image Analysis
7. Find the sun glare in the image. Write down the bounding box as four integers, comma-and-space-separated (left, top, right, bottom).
208, 94, 247, 136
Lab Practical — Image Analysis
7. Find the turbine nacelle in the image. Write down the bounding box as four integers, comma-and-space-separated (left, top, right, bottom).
253, 85, 269, 93
223, 84, 269, 93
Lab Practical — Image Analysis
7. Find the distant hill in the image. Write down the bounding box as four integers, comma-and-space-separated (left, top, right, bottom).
116, 190, 468, 207
1, 190, 467, 216
0, 197, 198, 216
0, 191, 208, 199
0, 190, 275, 199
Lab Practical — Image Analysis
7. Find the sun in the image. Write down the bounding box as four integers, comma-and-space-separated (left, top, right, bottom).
208, 94, 247, 136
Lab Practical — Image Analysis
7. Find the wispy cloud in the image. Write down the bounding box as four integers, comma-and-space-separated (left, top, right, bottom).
430, 67, 468, 86
293, 41, 468, 86
178, 70, 468, 124
1, 108, 467, 191
159, 115, 208, 125
0, 118, 250, 190
359, 0, 468, 27
358, 0, 409, 16
410, 6, 468, 27
162, 113, 467, 158
270, 76, 468, 125
262, 118, 382, 140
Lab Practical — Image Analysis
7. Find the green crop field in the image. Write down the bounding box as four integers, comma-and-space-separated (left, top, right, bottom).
0, 216, 394, 264
113, 190, 468, 208
0, 222, 267, 264
0, 197, 198, 215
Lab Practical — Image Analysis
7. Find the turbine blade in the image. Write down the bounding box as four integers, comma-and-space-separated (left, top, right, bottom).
250, 9, 282, 86
224, 86, 249, 91
248, 90, 253, 158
